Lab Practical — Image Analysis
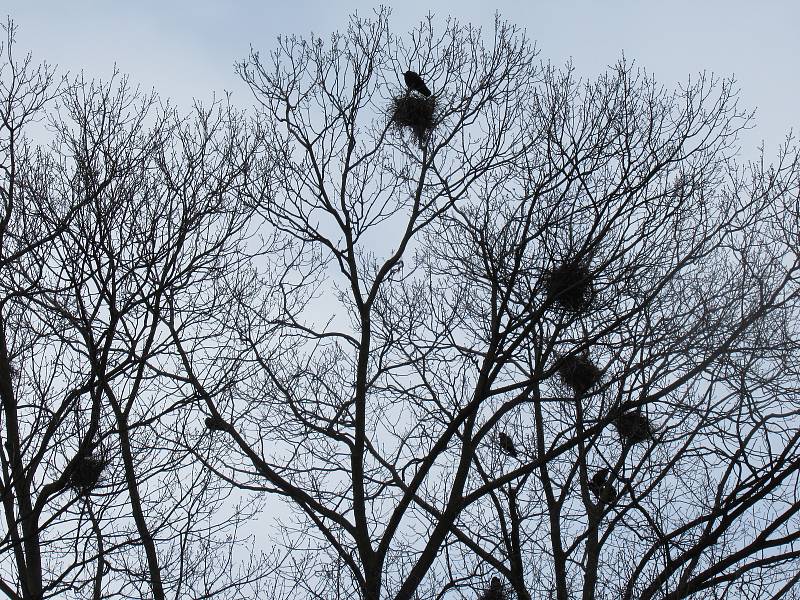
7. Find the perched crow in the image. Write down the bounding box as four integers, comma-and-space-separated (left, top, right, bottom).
403, 70, 431, 97
588, 468, 615, 504
499, 432, 518, 458
597, 482, 616, 504
481, 577, 505, 600
205, 416, 229, 432
588, 468, 608, 495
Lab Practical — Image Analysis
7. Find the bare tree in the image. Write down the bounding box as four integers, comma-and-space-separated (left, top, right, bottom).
0, 20, 272, 599
424, 62, 800, 600
5, 9, 800, 600
163, 10, 800, 600
163, 10, 542, 599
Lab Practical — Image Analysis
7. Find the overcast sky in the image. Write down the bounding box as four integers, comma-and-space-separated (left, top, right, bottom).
5, 1, 799, 158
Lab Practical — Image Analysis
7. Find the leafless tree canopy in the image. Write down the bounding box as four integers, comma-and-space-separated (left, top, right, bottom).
0, 18, 272, 600
3, 9, 800, 600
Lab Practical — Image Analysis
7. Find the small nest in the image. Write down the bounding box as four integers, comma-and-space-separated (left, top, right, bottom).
614, 411, 653, 444
558, 354, 602, 395
390, 93, 437, 145
544, 260, 594, 312
69, 455, 106, 492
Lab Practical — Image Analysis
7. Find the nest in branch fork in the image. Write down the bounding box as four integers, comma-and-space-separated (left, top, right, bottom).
544, 259, 594, 312
558, 353, 602, 395
69, 454, 106, 492
614, 411, 653, 445
390, 93, 437, 145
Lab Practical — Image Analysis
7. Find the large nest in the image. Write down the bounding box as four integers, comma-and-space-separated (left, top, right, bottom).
544, 259, 594, 312
390, 93, 437, 146
558, 354, 602, 395
614, 411, 653, 445
69, 454, 106, 492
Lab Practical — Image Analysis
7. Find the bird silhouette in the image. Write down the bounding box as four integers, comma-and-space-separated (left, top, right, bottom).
403, 70, 432, 97
588, 468, 608, 492
499, 432, 518, 458
597, 482, 616, 504
205, 416, 229, 432
588, 468, 615, 504
481, 577, 505, 600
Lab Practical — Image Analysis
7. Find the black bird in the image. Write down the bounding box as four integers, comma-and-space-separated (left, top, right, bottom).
205, 416, 229, 432
588, 468, 615, 504
403, 70, 432, 97
588, 468, 608, 495
597, 482, 616, 504
481, 577, 505, 600
499, 432, 518, 458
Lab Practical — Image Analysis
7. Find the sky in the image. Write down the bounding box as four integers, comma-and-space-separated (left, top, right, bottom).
5, 0, 800, 159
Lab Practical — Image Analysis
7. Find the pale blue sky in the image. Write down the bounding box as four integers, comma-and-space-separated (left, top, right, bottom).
5, 1, 799, 155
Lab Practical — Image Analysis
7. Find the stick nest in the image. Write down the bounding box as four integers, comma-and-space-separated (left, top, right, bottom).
544, 260, 594, 312
558, 354, 602, 395
390, 93, 437, 145
69, 454, 106, 492
614, 411, 653, 444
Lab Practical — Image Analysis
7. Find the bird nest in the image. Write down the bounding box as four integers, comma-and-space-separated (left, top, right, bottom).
544, 259, 594, 312
558, 354, 602, 395
390, 94, 437, 145
69, 454, 106, 492
614, 411, 653, 444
